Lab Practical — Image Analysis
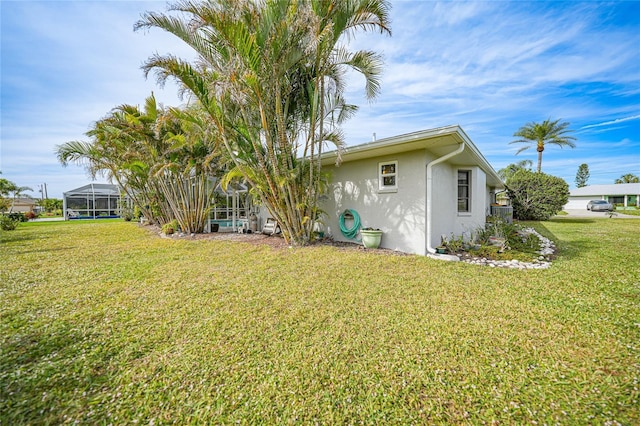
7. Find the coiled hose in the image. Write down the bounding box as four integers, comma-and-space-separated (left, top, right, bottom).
339, 209, 361, 239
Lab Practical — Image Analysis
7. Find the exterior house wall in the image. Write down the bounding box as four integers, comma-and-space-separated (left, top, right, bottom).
429, 162, 456, 249
322, 149, 430, 255
565, 183, 640, 210
565, 196, 596, 210
10, 199, 37, 213
454, 166, 488, 241
256, 126, 504, 257
429, 165, 488, 247
322, 151, 493, 255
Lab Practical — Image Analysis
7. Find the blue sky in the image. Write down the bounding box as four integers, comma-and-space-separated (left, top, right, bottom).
1, 0, 639, 199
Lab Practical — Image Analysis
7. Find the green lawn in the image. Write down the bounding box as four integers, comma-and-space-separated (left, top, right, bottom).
1, 219, 639, 424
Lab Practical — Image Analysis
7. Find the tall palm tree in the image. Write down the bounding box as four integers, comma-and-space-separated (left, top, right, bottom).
57, 94, 223, 229
510, 118, 576, 173
57, 97, 163, 223
135, 0, 391, 245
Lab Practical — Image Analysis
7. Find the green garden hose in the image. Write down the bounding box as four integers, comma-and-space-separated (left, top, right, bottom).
339, 209, 361, 239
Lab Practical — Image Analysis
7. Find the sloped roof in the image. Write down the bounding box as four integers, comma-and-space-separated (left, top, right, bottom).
63, 183, 120, 196
571, 183, 640, 196
320, 125, 504, 188
13, 197, 36, 205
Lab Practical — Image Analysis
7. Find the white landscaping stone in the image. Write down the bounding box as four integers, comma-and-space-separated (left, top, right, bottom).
461, 227, 555, 270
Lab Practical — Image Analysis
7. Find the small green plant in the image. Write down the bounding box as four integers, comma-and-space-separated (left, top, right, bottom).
1, 215, 19, 230
443, 233, 464, 253
133, 205, 143, 219
161, 220, 178, 235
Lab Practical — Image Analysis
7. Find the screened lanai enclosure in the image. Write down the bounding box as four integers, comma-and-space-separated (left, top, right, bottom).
63, 183, 124, 220
209, 181, 258, 233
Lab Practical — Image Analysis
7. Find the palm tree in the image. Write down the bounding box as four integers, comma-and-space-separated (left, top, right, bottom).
58, 94, 223, 229
510, 118, 576, 173
497, 159, 533, 182
135, 0, 390, 245
615, 173, 639, 184
7, 185, 33, 213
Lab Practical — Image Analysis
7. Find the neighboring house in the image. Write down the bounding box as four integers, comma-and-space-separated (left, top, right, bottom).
565, 183, 640, 210
10, 197, 37, 213
63, 183, 122, 219
319, 125, 504, 256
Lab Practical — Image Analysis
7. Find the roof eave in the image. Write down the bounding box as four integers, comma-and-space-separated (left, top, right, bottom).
322, 125, 504, 189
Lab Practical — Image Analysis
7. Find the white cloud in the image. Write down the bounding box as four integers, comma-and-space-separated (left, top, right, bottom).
580, 115, 640, 130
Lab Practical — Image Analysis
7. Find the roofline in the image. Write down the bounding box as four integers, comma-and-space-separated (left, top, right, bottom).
321, 125, 461, 163
322, 125, 504, 188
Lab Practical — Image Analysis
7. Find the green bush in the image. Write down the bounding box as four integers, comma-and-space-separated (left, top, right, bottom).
507, 170, 569, 220
161, 220, 178, 235
6, 212, 27, 222
1, 215, 18, 231
132, 206, 143, 221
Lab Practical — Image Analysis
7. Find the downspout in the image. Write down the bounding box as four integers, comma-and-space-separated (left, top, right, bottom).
426, 141, 466, 254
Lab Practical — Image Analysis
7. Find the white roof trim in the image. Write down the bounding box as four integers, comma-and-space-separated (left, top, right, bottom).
321, 125, 504, 188
570, 183, 640, 196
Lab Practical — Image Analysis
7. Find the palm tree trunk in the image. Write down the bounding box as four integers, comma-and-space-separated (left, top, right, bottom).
537, 149, 543, 173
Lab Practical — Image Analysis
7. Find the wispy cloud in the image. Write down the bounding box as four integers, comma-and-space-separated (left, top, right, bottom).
580, 115, 640, 130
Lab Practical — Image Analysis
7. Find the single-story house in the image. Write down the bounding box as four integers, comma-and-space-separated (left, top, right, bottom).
7, 197, 37, 213
319, 125, 504, 256
564, 183, 640, 210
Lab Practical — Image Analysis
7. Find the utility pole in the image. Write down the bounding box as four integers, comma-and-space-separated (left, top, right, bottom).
38, 183, 49, 200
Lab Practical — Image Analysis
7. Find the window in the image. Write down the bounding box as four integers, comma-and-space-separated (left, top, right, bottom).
379, 161, 398, 192
608, 196, 624, 205
457, 170, 470, 212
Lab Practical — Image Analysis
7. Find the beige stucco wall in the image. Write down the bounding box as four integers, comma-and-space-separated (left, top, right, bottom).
429, 164, 488, 248
322, 154, 492, 255
322, 149, 431, 255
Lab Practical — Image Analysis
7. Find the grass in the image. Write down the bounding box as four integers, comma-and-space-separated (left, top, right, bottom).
618, 208, 640, 216
1, 218, 639, 424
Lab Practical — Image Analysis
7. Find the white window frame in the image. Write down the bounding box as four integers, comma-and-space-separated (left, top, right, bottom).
457, 169, 471, 213
378, 160, 398, 192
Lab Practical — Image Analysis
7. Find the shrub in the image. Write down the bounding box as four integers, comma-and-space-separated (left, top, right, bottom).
6, 212, 27, 222
161, 220, 178, 235
443, 233, 465, 253
1, 215, 18, 231
507, 170, 569, 220
24, 211, 37, 220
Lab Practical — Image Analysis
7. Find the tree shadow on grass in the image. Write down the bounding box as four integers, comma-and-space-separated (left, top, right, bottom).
534, 218, 600, 262
0, 228, 41, 245
13, 246, 75, 255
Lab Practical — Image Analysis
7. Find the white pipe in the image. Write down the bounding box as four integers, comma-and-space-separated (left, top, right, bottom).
426, 141, 465, 254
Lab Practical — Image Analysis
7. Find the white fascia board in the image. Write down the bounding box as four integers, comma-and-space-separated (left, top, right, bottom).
322, 125, 504, 189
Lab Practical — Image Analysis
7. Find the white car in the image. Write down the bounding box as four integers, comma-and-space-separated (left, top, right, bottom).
586, 200, 613, 212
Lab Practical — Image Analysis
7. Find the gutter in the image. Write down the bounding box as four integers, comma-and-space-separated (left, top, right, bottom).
426, 141, 466, 255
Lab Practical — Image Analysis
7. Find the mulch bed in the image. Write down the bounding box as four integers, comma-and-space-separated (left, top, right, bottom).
143, 224, 408, 255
